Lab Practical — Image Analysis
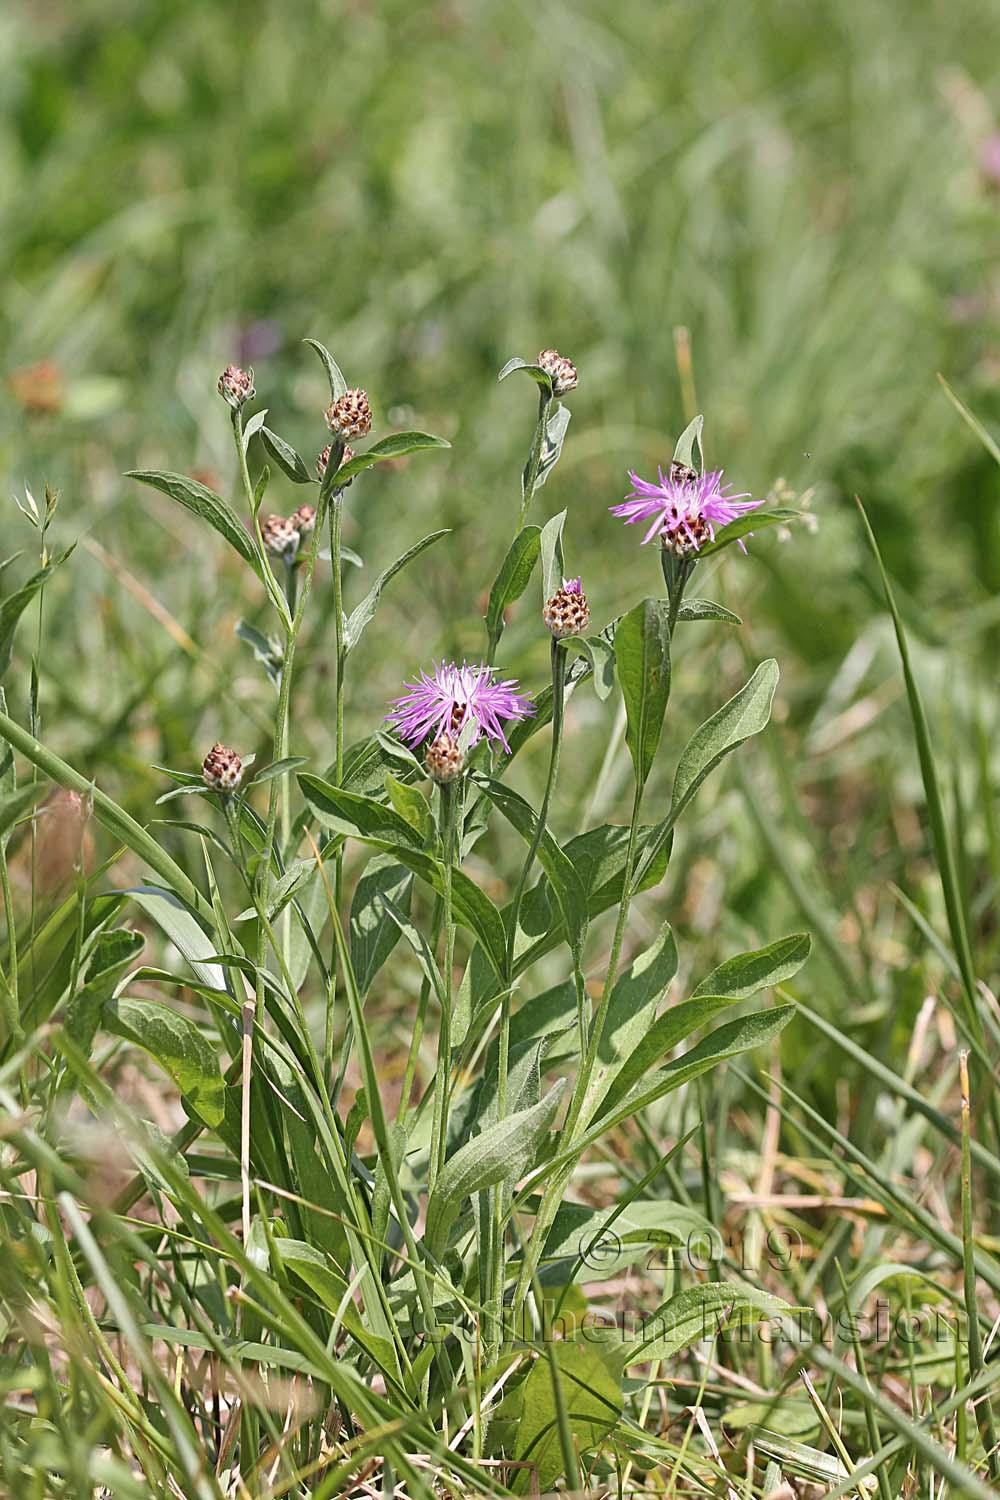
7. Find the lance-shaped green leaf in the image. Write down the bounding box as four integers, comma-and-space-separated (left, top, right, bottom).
303, 337, 347, 401
475, 775, 588, 961
298, 775, 424, 849
349, 856, 413, 998
241, 408, 269, 452
622, 1282, 794, 1367
335, 432, 451, 485
235, 619, 283, 685
615, 597, 672, 788
512, 1340, 622, 1495
672, 414, 704, 473
698, 508, 800, 557
486, 526, 541, 644
277, 1238, 397, 1378
497, 356, 554, 392
565, 635, 616, 700
126, 886, 227, 990
670, 658, 778, 822
343, 529, 451, 652
541, 1198, 713, 1282
104, 996, 226, 1127
585, 923, 677, 1107
260, 428, 313, 484
299, 776, 507, 975
425, 1080, 566, 1257
539, 509, 567, 602
533, 403, 572, 493
63, 927, 145, 1059
592, 935, 810, 1123
0, 545, 76, 675
126, 472, 262, 578
677, 598, 742, 625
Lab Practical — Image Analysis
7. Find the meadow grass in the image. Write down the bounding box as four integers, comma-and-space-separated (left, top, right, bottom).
1, 0, 1000, 1494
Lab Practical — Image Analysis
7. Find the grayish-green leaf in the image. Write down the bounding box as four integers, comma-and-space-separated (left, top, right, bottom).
343, 530, 451, 652
426, 1081, 566, 1256
0, 546, 76, 675
334, 432, 451, 485
671, 659, 778, 820
486, 526, 541, 643
672, 414, 704, 474
539, 509, 567, 603
104, 996, 225, 1127
349, 856, 412, 997
303, 337, 347, 401
497, 356, 553, 391
678, 598, 742, 625
126, 471, 262, 577
260, 428, 313, 484
615, 597, 672, 788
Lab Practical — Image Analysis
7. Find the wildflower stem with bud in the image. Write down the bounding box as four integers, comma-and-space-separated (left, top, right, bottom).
429, 777, 459, 1194
518, 388, 552, 531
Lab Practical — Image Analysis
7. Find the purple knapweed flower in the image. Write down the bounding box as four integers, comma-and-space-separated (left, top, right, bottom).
610, 465, 763, 555
387, 661, 535, 753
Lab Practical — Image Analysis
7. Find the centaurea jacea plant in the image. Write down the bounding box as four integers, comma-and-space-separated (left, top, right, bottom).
60, 350, 809, 1490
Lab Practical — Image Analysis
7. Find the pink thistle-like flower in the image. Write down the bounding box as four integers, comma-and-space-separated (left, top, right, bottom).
610, 466, 763, 555
387, 661, 534, 753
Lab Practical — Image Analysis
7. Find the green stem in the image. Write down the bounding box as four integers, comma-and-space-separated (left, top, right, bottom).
429, 779, 459, 1194
325, 492, 347, 1084
0, 849, 19, 1047
517, 389, 551, 531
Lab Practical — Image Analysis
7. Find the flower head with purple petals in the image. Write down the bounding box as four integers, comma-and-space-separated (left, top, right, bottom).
610, 465, 763, 556
387, 661, 534, 753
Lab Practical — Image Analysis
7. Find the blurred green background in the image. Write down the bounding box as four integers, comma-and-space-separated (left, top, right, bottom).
3, 0, 1000, 1021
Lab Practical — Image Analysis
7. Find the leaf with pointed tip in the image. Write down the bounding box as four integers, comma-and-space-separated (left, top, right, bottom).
252, 756, 309, 785
303, 338, 347, 401
241, 409, 269, 452
565, 635, 616, 699
486, 526, 541, 644
0, 546, 76, 675
615, 598, 672, 788
349, 857, 413, 998
127, 471, 262, 577
533, 403, 571, 492
235, 619, 283, 684
623, 1282, 793, 1366
343, 529, 450, 652
335, 432, 451, 485
678, 598, 742, 625
699, 508, 799, 557
425, 1081, 566, 1257
671, 659, 778, 821
498, 357, 553, 392
260, 428, 314, 484
104, 996, 225, 1127
539, 509, 567, 602
298, 775, 423, 849
672, 414, 704, 474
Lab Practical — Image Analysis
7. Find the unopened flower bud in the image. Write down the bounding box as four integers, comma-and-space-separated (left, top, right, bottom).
202, 742, 244, 792
261, 513, 300, 558
316, 442, 355, 487
293, 504, 317, 534
543, 577, 590, 639
217, 364, 255, 409
325, 389, 372, 439
537, 349, 578, 397
424, 732, 465, 785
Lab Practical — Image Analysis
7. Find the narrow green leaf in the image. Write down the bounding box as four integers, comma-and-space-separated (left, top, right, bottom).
539, 510, 567, 602
670, 659, 778, 821
349, 856, 413, 997
104, 996, 225, 1127
127, 886, 227, 990
677, 598, 742, 625
534, 403, 571, 491
486, 526, 541, 643
0, 546, 75, 675
692, 933, 812, 1001
303, 337, 347, 401
476, 775, 588, 960
426, 1081, 566, 1256
616, 597, 672, 788
512, 1340, 622, 1494
298, 774, 423, 848
260, 428, 314, 484
252, 756, 308, 785
586, 923, 677, 1105
343, 530, 451, 653
126, 471, 262, 577
698, 508, 799, 557
335, 432, 451, 485
624, 1283, 793, 1366
672, 414, 704, 474
497, 356, 553, 392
